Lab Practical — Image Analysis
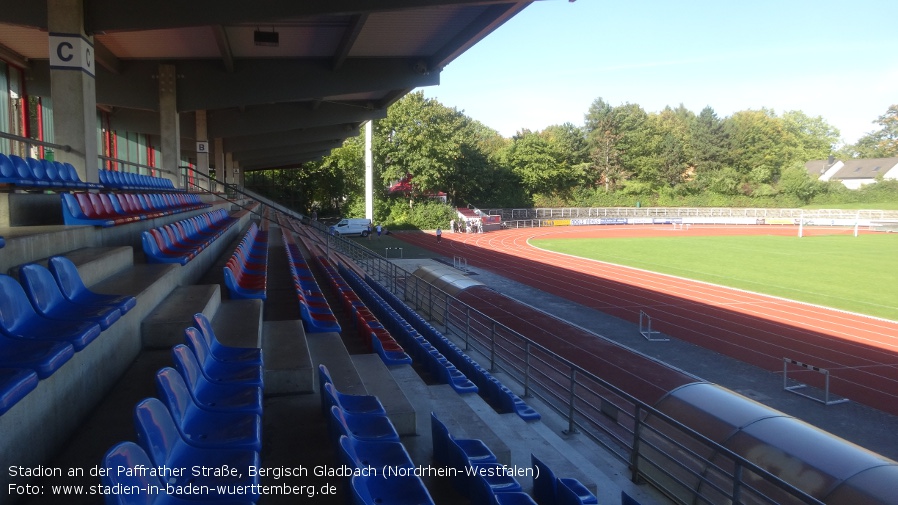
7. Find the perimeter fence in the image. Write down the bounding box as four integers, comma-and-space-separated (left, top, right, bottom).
304, 219, 825, 505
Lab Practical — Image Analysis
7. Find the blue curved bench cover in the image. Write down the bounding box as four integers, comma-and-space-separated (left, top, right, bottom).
329, 405, 400, 444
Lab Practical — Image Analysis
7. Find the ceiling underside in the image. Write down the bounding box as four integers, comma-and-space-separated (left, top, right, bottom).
0, 0, 533, 170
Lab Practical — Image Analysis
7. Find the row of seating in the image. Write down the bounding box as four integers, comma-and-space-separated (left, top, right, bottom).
62, 191, 209, 227
101, 314, 263, 504
100, 169, 179, 192
142, 209, 237, 265
0, 153, 101, 190
1, 152, 181, 192
315, 257, 411, 365
223, 221, 269, 300
318, 364, 435, 505
0, 256, 135, 414
335, 264, 476, 393
281, 227, 341, 333
366, 276, 540, 421
431, 412, 536, 504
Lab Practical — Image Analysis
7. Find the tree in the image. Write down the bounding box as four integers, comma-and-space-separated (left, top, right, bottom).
690, 106, 727, 174
780, 110, 840, 161
852, 104, 898, 158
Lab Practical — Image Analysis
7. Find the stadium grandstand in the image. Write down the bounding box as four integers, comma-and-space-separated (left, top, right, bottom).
1, 2, 897, 505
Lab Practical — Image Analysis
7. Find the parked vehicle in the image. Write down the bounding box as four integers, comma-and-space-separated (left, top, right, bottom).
329, 218, 372, 237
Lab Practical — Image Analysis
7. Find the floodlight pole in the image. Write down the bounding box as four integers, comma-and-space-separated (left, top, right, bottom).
798, 210, 804, 238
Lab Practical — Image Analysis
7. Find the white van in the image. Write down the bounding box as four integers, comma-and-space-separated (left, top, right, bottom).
329, 218, 371, 237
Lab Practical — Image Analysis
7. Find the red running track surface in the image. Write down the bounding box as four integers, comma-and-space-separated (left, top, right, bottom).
396, 225, 898, 416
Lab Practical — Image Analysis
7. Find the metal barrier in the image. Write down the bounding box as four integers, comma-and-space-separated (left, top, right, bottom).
783, 358, 849, 406
309, 225, 823, 505
384, 247, 403, 259
453, 256, 469, 273
639, 310, 668, 342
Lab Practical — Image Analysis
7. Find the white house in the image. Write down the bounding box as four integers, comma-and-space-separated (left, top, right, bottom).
805, 157, 898, 189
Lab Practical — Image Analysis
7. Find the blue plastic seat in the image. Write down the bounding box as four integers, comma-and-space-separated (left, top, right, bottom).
192, 313, 262, 365
338, 435, 415, 471
171, 346, 262, 415
431, 412, 497, 466
329, 405, 400, 444
101, 441, 255, 505
471, 476, 538, 505
0, 274, 101, 352
133, 397, 261, 501
556, 477, 598, 505
155, 368, 262, 451
184, 327, 263, 387
531, 454, 597, 505
19, 264, 122, 330
323, 382, 387, 417
47, 256, 137, 314
0, 367, 39, 415
350, 474, 435, 505
0, 334, 74, 379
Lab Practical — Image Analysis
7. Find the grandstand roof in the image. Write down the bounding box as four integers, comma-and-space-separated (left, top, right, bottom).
0, 0, 534, 170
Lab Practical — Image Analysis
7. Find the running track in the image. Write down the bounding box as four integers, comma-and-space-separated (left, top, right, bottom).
395, 225, 898, 416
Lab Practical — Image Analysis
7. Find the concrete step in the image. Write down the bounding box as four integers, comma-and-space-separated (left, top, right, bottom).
141, 284, 221, 348
306, 330, 366, 396
351, 354, 417, 435
388, 364, 511, 466
210, 298, 264, 348
5, 245, 133, 286
262, 319, 314, 395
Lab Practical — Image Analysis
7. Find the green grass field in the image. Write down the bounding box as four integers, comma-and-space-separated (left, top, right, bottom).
530, 234, 898, 321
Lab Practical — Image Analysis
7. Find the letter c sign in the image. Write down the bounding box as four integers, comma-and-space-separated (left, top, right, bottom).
49, 34, 95, 77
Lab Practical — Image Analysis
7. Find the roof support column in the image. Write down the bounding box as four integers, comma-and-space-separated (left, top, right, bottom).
157, 64, 181, 188
195, 110, 210, 191
365, 120, 374, 221
47, 0, 98, 184
214, 137, 225, 192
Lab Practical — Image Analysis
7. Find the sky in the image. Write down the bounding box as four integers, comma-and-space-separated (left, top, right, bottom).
419, 0, 898, 146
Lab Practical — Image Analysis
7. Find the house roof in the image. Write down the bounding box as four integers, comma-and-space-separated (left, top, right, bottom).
830, 157, 898, 180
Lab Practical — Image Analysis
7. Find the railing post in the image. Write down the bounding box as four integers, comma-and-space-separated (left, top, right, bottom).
732, 461, 744, 505
630, 404, 643, 483
490, 321, 497, 372
564, 368, 578, 434
523, 341, 531, 397
465, 307, 471, 350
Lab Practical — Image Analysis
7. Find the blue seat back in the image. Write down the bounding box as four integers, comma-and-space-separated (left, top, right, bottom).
26, 157, 46, 181
430, 412, 452, 464
531, 453, 558, 505
10, 155, 33, 180
19, 263, 69, 315
171, 344, 204, 390
155, 367, 192, 426
133, 397, 180, 469
101, 442, 160, 505
184, 326, 213, 367
192, 312, 218, 350
47, 256, 89, 300
0, 153, 15, 178
0, 274, 41, 333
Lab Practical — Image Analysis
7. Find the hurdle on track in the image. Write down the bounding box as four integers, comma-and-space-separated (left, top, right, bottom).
639, 310, 668, 341
782, 357, 849, 406
384, 247, 403, 259
453, 256, 470, 273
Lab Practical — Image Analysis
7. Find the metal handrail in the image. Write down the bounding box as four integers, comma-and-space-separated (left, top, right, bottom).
305, 223, 823, 505
0, 131, 72, 153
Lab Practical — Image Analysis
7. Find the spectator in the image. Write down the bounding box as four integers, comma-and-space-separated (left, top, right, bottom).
436, 227, 442, 243
376, 223, 382, 238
